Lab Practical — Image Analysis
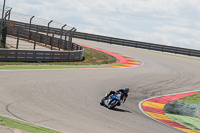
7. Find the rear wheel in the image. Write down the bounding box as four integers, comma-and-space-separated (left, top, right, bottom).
100, 99, 104, 106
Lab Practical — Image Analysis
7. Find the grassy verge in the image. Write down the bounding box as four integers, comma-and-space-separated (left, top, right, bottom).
0, 115, 61, 133
166, 113, 200, 132
177, 92, 200, 104
166, 92, 200, 132
0, 46, 118, 70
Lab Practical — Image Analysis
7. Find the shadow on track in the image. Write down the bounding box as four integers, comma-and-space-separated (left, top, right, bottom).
110, 108, 132, 113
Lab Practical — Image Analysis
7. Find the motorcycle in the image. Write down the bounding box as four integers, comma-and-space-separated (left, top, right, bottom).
100, 93, 121, 109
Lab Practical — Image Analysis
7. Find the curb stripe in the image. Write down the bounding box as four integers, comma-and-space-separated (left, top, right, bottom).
175, 127, 198, 133
142, 106, 165, 114
145, 112, 174, 121
142, 101, 165, 109
76, 43, 142, 68
158, 119, 189, 129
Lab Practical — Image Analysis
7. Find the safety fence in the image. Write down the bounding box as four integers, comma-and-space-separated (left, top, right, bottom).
0, 10, 84, 62
0, 24, 84, 62
0, 48, 84, 62
73, 32, 200, 57
7, 25, 78, 51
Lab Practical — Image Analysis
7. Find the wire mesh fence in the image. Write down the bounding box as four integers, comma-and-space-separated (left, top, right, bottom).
10, 11, 73, 31
0, 7, 77, 51
0, 7, 84, 62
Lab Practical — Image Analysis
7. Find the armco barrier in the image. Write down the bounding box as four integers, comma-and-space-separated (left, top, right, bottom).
73, 32, 200, 57
0, 48, 84, 62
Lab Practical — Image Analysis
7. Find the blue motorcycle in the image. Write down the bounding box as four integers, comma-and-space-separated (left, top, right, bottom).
100, 93, 121, 109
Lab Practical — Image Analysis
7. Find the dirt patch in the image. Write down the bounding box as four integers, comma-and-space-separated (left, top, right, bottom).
196, 108, 200, 118
13, 129, 24, 133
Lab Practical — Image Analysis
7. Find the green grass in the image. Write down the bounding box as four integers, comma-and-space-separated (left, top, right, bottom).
0, 64, 120, 70
0, 115, 61, 133
165, 93, 200, 132
177, 92, 200, 104
166, 113, 200, 132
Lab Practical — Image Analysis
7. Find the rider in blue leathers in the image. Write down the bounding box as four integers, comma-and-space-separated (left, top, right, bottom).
103, 87, 129, 105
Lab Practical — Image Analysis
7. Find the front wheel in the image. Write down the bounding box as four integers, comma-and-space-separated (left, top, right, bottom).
108, 100, 118, 109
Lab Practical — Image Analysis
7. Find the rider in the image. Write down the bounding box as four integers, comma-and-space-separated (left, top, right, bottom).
104, 87, 130, 104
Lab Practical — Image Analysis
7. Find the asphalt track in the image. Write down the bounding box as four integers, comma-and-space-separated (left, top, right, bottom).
0, 38, 200, 133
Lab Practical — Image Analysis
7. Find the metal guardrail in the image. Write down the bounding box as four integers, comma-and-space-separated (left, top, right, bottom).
73, 32, 200, 57
0, 48, 84, 62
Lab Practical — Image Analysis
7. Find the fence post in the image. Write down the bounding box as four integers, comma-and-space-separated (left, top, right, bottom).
33, 26, 38, 50
8, 8, 12, 21
0, 0, 6, 44
67, 28, 76, 50
64, 28, 75, 50
28, 16, 34, 41
45, 20, 53, 46
4, 8, 12, 22
64, 31, 68, 50
51, 31, 55, 50
16, 27, 20, 49
59, 24, 66, 50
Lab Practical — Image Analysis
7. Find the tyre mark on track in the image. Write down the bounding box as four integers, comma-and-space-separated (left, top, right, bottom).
6, 102, 27, 122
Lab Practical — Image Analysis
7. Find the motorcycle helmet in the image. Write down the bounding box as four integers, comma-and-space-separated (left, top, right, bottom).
124, 87, 130, 93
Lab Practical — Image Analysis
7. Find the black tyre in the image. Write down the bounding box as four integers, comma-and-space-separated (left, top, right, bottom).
108, 100, 118, 109
100, 99, 104, 106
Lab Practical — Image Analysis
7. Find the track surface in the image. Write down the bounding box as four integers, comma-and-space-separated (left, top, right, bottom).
0, 39, 200, 133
